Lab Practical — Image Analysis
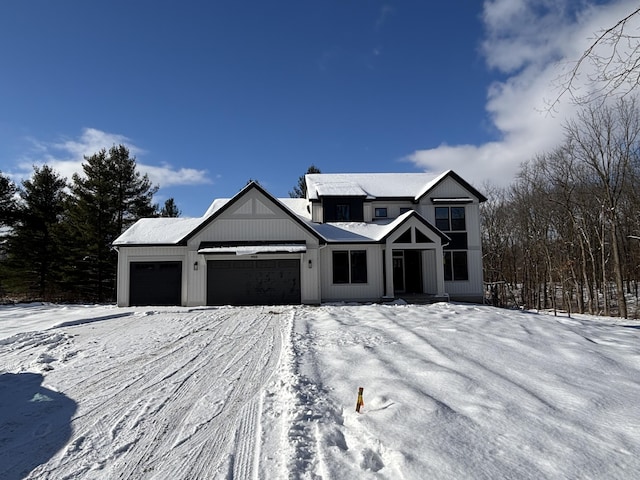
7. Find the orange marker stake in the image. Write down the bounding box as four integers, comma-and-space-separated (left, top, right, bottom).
355, 387, 364, 413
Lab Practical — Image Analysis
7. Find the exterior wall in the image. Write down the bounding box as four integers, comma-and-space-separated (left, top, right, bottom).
319, 244, 384, 302
418, 176, 484, 302
116, 246, 189, 307
364, 200, 416, 221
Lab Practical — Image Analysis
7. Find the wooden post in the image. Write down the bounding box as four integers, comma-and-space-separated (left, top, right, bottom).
355, 387, 364, 413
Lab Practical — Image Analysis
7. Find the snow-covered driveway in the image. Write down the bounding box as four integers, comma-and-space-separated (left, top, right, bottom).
1, 306, 289, 479
1, 302, 640, 479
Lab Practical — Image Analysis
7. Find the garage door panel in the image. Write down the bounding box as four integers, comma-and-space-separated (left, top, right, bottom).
207, 259, 300, 305
130, 261, 182, 306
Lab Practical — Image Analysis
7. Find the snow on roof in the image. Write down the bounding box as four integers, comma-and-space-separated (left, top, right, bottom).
278, 198, 311, 219
203, 198, 231, 218
113, 217, 203, 245
313, 211, 414, 242
305, 172, 443, 200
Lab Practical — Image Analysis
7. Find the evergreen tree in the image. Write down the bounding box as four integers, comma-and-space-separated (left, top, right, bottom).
0, 171, 18, 298
65, 145, 158, 302
4, 165, 67, 299
0, 170, 18, 227
159, 198, 181, 217
289, 165, 321, 198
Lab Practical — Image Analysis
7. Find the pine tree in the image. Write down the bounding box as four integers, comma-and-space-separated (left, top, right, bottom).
65, 145, 158, 302
0, 171, 19, 298
4, 165, 67, 299
159, 198, 181, 217
289, 165, 321, 198
0, 170, 18, 228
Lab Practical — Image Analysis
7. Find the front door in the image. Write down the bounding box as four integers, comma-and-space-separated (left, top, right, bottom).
393, 251, 405, 293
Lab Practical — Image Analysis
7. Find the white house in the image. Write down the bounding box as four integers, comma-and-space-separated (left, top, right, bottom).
113, 170, 487, 306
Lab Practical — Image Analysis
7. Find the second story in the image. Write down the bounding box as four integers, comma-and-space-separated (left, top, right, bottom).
304, 170, 487, 246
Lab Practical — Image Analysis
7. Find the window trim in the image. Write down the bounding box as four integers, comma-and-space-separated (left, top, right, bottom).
435, 206, 466, 232
332, 249, 368, 284
444, 251, 469, 281
374, 207, 388, 218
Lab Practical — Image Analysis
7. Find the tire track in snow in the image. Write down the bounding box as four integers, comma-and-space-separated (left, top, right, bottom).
23, 307, 288, 480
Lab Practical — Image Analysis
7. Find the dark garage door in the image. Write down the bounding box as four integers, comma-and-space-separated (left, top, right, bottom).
207, 259, 300, 305
130, 261, 182, 306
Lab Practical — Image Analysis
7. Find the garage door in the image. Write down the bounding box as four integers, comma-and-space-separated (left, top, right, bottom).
129, 261, 182, 306
207, 259, 300, 305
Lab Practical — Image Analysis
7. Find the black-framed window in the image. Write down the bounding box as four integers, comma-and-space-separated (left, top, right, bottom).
336, 204, 350, 221
444, 251, 468, 281
400, 207, 412, 214
333, 250, 368, 284
435, 206, 466, 231
374, 207, 388, 218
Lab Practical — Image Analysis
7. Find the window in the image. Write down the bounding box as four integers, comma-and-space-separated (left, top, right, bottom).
336, 204, 350, 221
400, 207, 412, 214
323, 197, 364, 222
444, 251, 468, 281
435, 206, 466, 231
374, 207, 388, 218
333, 250, 368, 284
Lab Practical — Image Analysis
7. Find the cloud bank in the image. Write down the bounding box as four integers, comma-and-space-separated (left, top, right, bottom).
15, 128, 211, 188
405, 0, 640, 187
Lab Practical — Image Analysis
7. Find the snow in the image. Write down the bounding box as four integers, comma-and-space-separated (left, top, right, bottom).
112, 217, 203, 245
198, 245, 307, 255
1, 302, 640, 479
305, 173, 442, 200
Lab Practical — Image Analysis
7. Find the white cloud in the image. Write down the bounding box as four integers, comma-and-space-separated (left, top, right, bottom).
406, 0, 640, 187
12, 128, 212, 188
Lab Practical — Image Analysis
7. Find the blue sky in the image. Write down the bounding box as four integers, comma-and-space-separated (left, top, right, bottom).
1, 0, 637, 217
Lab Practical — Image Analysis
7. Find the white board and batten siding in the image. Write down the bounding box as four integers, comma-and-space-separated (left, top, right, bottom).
185, 189, 322, 305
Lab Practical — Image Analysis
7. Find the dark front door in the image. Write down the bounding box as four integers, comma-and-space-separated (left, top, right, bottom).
404, 250, 423, 294
393, 251, 405, 293
207, 259, 301, 305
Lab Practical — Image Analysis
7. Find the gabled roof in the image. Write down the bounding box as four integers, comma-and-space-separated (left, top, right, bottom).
114, 182, 322, 247
305, 170, 487, 203
415, 170, 487, 203
114, 172, 479, 247
180, 181, 324, 244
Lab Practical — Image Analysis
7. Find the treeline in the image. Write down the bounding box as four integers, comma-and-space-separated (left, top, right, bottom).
0, 145, 180, 303
482, 98, 640, 318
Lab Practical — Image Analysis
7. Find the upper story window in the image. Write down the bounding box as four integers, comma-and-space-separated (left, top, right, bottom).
435, 206, 465, 231
374, 207, 388, 218
323, 197, 364, 222
336, 204, 350, 221
399, 207, 412, 214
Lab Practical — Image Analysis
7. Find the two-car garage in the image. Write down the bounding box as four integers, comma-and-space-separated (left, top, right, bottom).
206, 259, 301, 305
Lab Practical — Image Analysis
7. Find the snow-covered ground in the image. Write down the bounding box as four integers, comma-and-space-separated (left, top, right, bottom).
1, 302, 639, 479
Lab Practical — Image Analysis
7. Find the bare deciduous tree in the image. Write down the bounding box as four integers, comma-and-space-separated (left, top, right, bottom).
553, 7, 640, 108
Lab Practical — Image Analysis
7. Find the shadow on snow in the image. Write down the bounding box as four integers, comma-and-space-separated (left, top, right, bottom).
0, 372, 77, 480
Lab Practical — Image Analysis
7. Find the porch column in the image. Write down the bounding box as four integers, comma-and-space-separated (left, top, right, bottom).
384, 246, 394, 297
435, 243, 446, 296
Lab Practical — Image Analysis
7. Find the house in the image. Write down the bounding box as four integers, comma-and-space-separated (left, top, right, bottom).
113, 170, 487, 306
